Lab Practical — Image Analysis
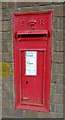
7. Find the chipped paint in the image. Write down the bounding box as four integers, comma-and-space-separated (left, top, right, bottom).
0, 62, 11, 78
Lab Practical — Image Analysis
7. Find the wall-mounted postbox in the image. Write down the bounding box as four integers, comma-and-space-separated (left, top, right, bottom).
13, 11, 52, 112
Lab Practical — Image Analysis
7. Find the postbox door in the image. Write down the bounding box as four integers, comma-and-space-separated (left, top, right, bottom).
20, 51, 45, 105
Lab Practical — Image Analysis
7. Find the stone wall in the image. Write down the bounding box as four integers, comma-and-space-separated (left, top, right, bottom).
1, 2, 64, 118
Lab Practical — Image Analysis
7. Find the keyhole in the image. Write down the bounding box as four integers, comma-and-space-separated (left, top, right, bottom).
26, 81, 28, 84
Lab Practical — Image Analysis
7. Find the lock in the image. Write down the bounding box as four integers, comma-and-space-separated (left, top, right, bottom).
26, 81, 28, 84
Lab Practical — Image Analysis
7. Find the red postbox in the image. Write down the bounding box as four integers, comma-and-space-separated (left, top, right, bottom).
13, 11, 52, 112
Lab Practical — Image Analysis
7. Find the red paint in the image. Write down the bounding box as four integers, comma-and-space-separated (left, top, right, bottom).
13, 11, 52, 112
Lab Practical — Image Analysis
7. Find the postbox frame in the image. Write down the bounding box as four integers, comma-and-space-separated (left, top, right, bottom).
13, 11, 52, 112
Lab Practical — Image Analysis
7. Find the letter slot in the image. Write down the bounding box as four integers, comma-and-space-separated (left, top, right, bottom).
16, 30, 49, 40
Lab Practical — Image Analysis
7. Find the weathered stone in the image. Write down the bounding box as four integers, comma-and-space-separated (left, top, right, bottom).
2, 89, 13, 100
54, 41, 64, 52
0, 9, 2, 21
56, 84, 63, 94
7, 2, 16, 9
0, 21, 2, 32
2, 20, 12, 32
2, 21, 8, 32
56, 113, 63, 118
52, 63, 63, 74
53, 4, 63, 16
2, 31, 12, 42
50, 103, 56, 112
0, 2, 2, 9
51, 74, 63, 84
55, 94, 63, 104
0, 33, 2, 52
56, 104, 63, 113
2, 52, 13, 62
53, 29, 63, 41
63, 75, 65, 84
16, 2, 52, 8
2, 72, 14, 82
2, 9, 11, 20
2, 2, 8, 9
22, 110, 38, 118
0, 54, 2, 62
37, 112, 57, 118
52, 52, 63, 63
63, 17, 65, 30
63, 3, 65, 16
50, 83, 56, 93
2, 41, 13, 52
53, 17, 63, 29
2, 107, 11, 117
2, 98, 10, 109
50, 93, 56, 103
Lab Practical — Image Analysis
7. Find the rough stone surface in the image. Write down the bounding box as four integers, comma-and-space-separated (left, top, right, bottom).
52, 52, 63, 63
54, 41, 64, 52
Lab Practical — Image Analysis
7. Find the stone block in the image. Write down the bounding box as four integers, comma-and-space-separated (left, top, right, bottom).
50, 103, 56, 112
37, 112, 57, 118
56, 84, 63, 94
2, 2, 8, 9
50, 83, 56, 93
51, 93, 63, 104
55, 94, 63, 104
0, 2, 2, 9
2, 98, 10, 109
2, 89, 13, 100
54, 41, 64, 52
56, 104, 63, 113
2, 107, 11, 117
63, 17, 65, 29
2, 20, 12, 32
2, 41, 13, 52
53, 29, 63, 41
52, 74, 63, 84
16, 2, 52, 8
2, 72, 14, 83
63, 3, 65, 17
2, 81, 11, 92
52, 63, 63, 74
2, 21, 8, 32
2, 8, 11, 21
52, 52, 63, 63
0, 21, 2, 32
7, 2, 16, 9
2, 31, 12, 42
56, 113, 63, 118
2, 52, 13, 62
0, 10, 2, 21
53, 4, 63, 16
50, 93, 56, 103
0, 53, 2, 62
0, 40, 2, 53
22, 110, 38, 118
53, 17, 63, 29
